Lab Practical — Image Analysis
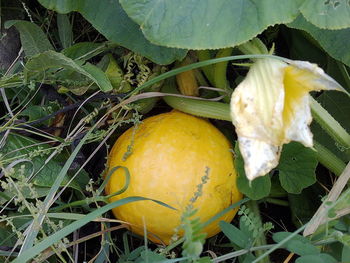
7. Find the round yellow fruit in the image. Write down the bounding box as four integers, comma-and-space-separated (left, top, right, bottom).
105, 110, 242, 244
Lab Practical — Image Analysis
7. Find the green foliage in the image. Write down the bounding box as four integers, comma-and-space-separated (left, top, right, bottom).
24, 50, 113, 92
11, 197, 173, 263
296, 254, 337, 263
219, 221, 250, 248
238, 205, 274, 242
37, 0, 187, 64
288, 15, 350, 67
19, 104, 58, 125
180, 170, 209, 263
315, 91, 350, 161
300, 0, 350, 30
120, 0, 301, 50
2, 1, 350, 262
5, 20, 53, 57
235, 141, 319, 198
342, 245, 350, 262
62, 42, 110, 60
273, 232, 320, 256
278, 142, 318, 194
57, 14, 73, 49
288, 186, 323, 226
0, 133, 89, 198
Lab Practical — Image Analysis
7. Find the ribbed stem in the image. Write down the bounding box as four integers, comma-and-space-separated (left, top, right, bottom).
310, 97, 350, 156
313, 141, 346, 176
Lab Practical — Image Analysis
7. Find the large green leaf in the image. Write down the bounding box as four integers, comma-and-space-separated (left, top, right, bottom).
300, 0, 350, 30
4, 20, 53, 57
288, 15, 350, 67
25, 50, 113, 92
37, 0, 186, 64
119, 0, 302, 49
277, 142, 318, 194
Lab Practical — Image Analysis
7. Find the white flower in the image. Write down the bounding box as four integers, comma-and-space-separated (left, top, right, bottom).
230, 58, 344, 181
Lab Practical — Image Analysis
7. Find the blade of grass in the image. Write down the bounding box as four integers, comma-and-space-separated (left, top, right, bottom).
12, 196, 175, 263
19, 118, 95, 253
128, 54, 287, 97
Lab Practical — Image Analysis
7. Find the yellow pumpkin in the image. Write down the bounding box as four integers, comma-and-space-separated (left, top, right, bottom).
105, 110, 242, 244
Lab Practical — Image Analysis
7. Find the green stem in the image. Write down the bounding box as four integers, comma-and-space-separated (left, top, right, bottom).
310, 97, 350, 156
313, 140, 346, 176
162, 79, 231, 121
246, 201, 271, 263
196, 50, 215, 84
213, 48, 233, 103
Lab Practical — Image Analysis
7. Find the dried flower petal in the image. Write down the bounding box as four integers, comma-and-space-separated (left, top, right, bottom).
230, 58, 344, 180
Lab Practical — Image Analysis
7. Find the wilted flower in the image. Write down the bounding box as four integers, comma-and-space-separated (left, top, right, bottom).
230, 58, 344, 181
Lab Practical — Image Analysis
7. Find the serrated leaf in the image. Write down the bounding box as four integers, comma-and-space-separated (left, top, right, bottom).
25, 50, 113, 92
273, 232, 320, 256
235, 143, 271, 199
278, 142, 318, 194
288, 15, 350, 67
296, 254, 337, 263
300, 0, 350, 30
219, 221, 250, 248
4, 20, 53, 57
120, 0, 302, 49
37, 0, 186, 64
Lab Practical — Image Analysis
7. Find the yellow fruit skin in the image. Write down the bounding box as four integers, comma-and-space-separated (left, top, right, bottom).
105, 111, 242, 244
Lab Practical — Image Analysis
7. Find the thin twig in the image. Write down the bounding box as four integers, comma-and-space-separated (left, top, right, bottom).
303, 162, 350, 236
